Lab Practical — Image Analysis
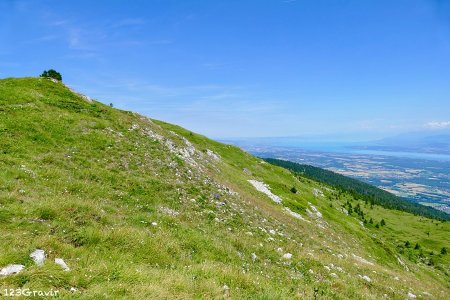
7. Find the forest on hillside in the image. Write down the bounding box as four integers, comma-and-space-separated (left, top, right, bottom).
265, 158, 450, 221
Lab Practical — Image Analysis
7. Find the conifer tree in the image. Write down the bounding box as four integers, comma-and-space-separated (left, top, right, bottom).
40, 69, 62, 81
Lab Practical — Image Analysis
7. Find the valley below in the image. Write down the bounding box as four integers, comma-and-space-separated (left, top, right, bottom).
228, 143, 450, 215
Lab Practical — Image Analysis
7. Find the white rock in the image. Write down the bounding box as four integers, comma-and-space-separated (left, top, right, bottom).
397, 256, 409, 271
283, 207, 311, 223
312, 188, 324, 197
247, 180, 282, 203
407, 292, 416, 299
330, 273, 338, 278
307, 203, 323, 218
80, 94, 92, 102
206, 149, 220, 161
359, 275, 372, 283
0, 264, 25, 276
282, 253, 293, 260
276, 247, 283, 253
30, 249, 46, 266
55, 258, 70, 271
151, 222, 158, 226
251, 253, 257, 262
70, 287, 78, 293
159, 206, 179, 216
352, 254, 374, 266
129, 124, 140, 131
223, 284, 230, 297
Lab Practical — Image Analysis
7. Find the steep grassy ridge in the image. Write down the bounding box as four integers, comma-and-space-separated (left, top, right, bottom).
0, 78, 448, 299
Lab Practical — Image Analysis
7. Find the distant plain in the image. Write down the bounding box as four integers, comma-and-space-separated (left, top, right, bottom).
226, 139, 450, 214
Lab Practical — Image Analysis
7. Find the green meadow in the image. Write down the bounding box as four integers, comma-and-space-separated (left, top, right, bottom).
0, 77, 448, 299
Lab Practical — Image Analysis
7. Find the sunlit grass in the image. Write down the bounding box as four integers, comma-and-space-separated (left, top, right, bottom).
0, 77, 448, 299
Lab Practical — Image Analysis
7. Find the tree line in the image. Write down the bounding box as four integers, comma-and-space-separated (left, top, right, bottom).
265, 158, 450, 221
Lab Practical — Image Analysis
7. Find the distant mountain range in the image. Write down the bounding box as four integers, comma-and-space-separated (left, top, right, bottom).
223, 131, 450, 155
353, 132, 450, 155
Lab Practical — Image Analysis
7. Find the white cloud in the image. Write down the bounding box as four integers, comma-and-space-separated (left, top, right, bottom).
425, 121, 450, 129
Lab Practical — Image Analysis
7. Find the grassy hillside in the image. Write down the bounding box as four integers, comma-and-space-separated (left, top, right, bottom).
0, 77, 449, 299
264, 158, 450, 221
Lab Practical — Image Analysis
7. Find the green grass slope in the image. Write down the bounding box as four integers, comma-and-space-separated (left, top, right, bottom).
0, 77, 449, 299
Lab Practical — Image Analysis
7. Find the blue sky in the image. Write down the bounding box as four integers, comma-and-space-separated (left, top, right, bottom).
1, 0, 450, 139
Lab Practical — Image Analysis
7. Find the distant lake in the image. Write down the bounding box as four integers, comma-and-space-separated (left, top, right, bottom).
292, 143, 450, 162
223, 138, 450, 162
346, 149, 450, 162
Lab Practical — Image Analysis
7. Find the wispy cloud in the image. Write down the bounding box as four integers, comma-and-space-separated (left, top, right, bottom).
47, 18, 95, 50
112, 18, 146, 28
49, 20, 69, 27
68, 28, 81, 48
102, 78, 235, 98
148, 39, 173, 45
66, 29, 101, 51
24, 35, 59, 44
43, 14, 151, 52
201, 62, 231, 70
18, 34, 64, 53
425, 120, 450, 129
